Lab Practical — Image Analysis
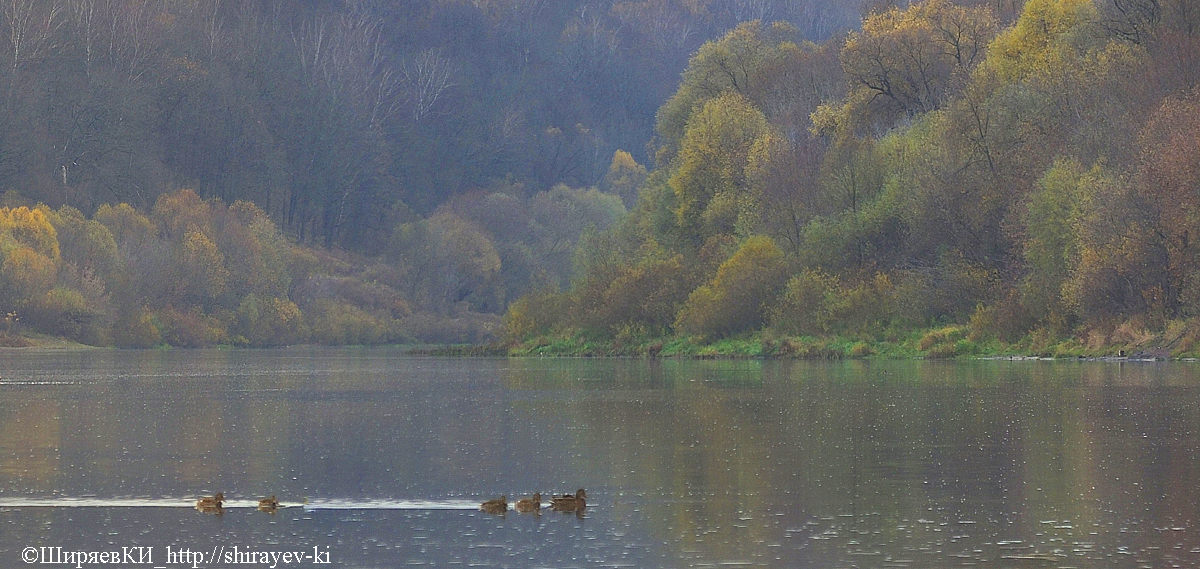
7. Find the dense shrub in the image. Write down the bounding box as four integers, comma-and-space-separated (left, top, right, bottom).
579, 255, 691, 336
306, 299, 392, 345
236, 295, 306, 347
675, 236, 787, 338
23, 287, 91, 340
402, 310, 501, 344
769, 269, 840, 336
503, 291, 571, 342
112, 308, 162, 348
157, 306, 228, 348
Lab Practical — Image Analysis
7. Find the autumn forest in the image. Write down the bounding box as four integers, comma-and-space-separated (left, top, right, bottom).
0, 0, 1197, 353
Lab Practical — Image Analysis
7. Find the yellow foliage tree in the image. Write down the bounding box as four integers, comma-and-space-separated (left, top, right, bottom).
0, 207, 60, 261
94, 203, 154, 250
236, 294, 306, 346
986, 0, 1100, 85
976, 0, 1142, 159
0, 207, 61, 311
821, 0, 998, 137
668, 92, 771, 244
582, 254, 691, 336
180, 230, 229, 304
41, 205, 118, 279
674, 235, 787, 337
601, 150, 649, 208
655, 20, 804, 165
1, 246, 57, 302
152, 189, 214, 242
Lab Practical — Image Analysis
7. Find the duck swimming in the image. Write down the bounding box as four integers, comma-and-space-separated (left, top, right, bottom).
257, 495, 279, 513
195, 492, 224, 513
550, 489, 586, 512
479, 495, 507, 515
514, 493, 541, 513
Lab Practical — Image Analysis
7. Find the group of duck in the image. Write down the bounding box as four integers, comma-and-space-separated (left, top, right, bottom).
196, 489, 587, 516
194, 492, 279, 514
480, 488, 586, 516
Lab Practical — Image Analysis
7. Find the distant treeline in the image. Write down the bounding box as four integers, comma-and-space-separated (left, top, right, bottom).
4, 0, 1199, 351
0, 184, 623, 346
0, 0, 861, 248
0, 0, 870, 346
508, 0, 1200, 355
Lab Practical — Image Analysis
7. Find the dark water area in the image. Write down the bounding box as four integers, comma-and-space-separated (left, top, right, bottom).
0, 349, 1197, 568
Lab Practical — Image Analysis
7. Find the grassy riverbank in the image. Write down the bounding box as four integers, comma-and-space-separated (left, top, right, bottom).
504, 320, 1200, 360
4, 319, 1196, 361
0, 331, 98, 349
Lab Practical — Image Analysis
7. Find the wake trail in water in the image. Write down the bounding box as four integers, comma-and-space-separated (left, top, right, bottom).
0, 497, 481, 510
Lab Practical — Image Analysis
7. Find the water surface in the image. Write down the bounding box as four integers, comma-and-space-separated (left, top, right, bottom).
0, 349, 1197, 567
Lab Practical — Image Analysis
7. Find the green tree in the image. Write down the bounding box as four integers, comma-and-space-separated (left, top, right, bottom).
527, 184, 626, 289
389, 211, 502, 313
654, 20, 803, 165
744, 132, 824, 252
42, 205, 118, 279
34, 205, 119, 342
769, 269, 841, 336
92, 202, 155, 332
668, 92, 771, 244
1061, 164, 1154, 322
214, 200, 293, 301
1020, 158, 1089, 329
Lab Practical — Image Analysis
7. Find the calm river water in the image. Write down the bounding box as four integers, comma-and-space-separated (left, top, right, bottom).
0, 348, 1197, 568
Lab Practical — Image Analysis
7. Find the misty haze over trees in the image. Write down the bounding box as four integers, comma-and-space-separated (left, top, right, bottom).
0, 0, 863, 346
0, 0, 1196, 352
0, 0, 861, 236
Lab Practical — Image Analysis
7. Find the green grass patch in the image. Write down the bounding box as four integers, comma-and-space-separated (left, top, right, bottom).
503, 321, 1181, 360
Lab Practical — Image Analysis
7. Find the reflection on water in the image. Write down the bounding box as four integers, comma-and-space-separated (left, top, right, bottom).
0, 349, 1198, 567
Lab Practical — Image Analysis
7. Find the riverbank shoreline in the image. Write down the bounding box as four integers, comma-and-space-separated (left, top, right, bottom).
3, 325, 1196, 361
501, 323, 1200, 361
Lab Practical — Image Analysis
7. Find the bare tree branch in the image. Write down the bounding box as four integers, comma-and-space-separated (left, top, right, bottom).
400, 48, 456, 123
